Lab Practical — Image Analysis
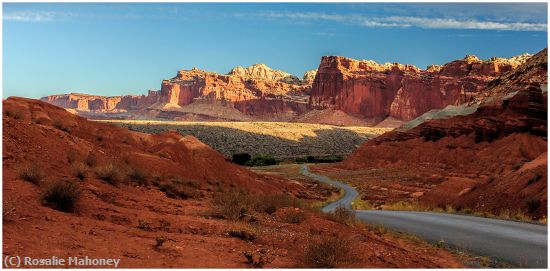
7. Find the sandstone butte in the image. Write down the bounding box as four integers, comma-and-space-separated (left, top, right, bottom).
41, 53, 532, 124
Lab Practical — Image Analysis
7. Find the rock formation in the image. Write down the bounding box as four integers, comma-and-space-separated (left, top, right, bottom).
309, 53, 531, 123
42, 64, 311, 121
41, 53, 533, 124
339, 48, 547, 218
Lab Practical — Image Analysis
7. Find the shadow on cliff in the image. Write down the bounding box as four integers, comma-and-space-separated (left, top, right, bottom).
117, 123, 375, 159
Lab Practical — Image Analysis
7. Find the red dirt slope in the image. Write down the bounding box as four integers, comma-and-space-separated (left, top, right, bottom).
3, 97, 465, 268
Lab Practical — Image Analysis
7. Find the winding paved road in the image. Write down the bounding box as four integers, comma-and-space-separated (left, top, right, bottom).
300, 165, 548, 268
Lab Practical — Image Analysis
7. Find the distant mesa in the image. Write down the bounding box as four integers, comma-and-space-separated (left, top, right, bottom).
40, 51, 537, 126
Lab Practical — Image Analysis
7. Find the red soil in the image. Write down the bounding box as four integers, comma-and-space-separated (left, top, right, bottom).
3, 97, 464, 268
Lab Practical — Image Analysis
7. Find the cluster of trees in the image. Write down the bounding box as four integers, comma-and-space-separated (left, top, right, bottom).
231, 153, 344, 167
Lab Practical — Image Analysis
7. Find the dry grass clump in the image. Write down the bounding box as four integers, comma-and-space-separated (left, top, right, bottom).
18, 165, 45, 185
281, 208, 307, 224
212, 190, 301, 220
42, 180, 82, 212
302, 235, 358, 268
213, 190, 254, 220
228, 223, 257, 242
95, 164, 125, 185
158, 178, 201, 200
243, 248, 275, 268
52, 119, 71, 132
66, 149, 79, 164
128, 168, 149, 186
326, 205, 356, 225
71, 163, 88, 180
4, 108, 24, 120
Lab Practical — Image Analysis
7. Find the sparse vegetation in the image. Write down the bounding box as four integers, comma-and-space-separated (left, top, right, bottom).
527, 174, 543, 185
303, 236, 357, 268
158, 178, 201, 199
52, 119, 70, 132
137, 220, 153, 231
525, 198, 541, 214
4, 108, 24, 120
212, 190, 301, 220
42, 180, 81, 212
232, 153, 251, 165
154, 236, 167, 250
95, 164, 124, 185
128, 168, 149, 186
228, 224, 257, 241
18, 165, 45, 184
71, 163, 88, 180
281, 208, 307, 224
326, 205, 356, 225
243, 248, 274, 268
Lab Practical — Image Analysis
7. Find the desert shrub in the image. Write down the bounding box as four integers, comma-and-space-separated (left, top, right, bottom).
303, 236, 357, 268
71, 163, 88, 180
326, 205, 356, 225
246, 154, 277, 167
18, 165, 44, 184
52, 119, 70, 132
256, 194, 301, 214
527, 174, 543, 185
171, 177, 200, 189
42, 180, 81, 212
281, 208, 307, 224
213, 190, 301, 220
4, 108, 23, 120
95, 164, 124, 185
315, 156, 345, 163
307, 155, 316, 163
128, 168, 149, 186
232, 153, 252, 165
243, 248, 274, 268
228, 225, 257, 241
159, 179, 200, 200
213, 190, 253, 220
84, 152, 98, 167
525, 198, 541, 214
154, 236, 167, 250
137, 220, 153, 231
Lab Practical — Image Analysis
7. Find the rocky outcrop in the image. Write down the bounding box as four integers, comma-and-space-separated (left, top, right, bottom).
309, 53, 531, 122
339, 48, 547, 218
40, 91, 160, 112
302, 69, 318, 84
228, 63, 301, 84
42, 64, 311, 120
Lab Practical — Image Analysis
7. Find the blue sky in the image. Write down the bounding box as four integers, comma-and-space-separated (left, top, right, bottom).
3, 2, 548, 98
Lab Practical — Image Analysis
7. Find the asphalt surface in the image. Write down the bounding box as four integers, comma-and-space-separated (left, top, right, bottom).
300, 165, 548, 268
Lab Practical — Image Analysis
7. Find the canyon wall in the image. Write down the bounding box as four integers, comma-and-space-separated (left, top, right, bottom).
309, 54, 531, 122
42, 64, 311, 120
41, 53, 533, 124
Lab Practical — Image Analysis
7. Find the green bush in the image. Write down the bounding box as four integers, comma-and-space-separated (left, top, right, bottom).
42, 180, 81, 212
246, 154, 277, 167
232, 153, 252, 165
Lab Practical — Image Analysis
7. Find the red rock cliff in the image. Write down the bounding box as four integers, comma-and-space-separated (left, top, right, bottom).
309, 54, 531, 122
